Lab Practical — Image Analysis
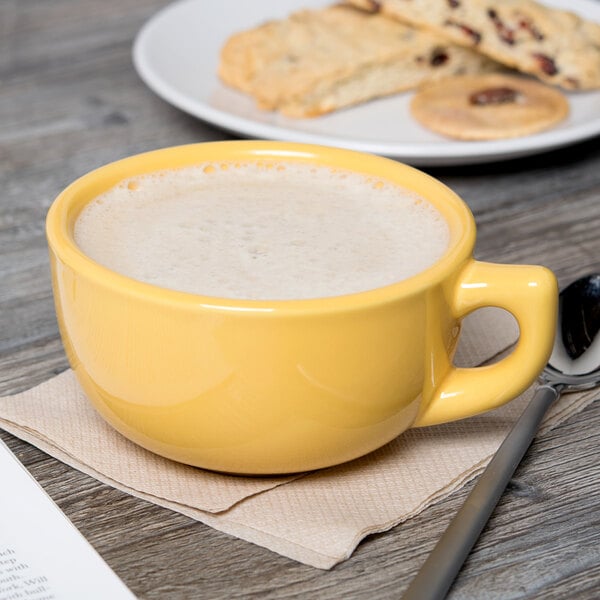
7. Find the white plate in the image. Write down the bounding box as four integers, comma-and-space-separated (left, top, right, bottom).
133, 0, 600, 166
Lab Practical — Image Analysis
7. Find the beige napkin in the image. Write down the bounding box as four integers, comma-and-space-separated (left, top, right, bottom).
0, 308, 596, 569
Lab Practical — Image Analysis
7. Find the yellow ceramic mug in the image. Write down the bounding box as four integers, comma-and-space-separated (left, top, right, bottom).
46, 142, 557, 474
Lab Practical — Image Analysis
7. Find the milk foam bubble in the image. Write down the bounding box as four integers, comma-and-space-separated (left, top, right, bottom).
74, 162, 450, 300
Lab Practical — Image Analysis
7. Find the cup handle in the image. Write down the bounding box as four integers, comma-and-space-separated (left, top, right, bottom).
413, 260, 558, 427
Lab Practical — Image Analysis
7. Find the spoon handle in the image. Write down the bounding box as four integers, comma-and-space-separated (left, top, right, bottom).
402, 384, 560, 600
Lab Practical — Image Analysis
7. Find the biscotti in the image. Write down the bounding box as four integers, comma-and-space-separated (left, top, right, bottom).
346, 0, 600, 90
218, 4, 500, 117
411, 72, 569, 139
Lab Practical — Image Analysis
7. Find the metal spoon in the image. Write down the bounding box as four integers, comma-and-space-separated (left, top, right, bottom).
403, 274, 600, 600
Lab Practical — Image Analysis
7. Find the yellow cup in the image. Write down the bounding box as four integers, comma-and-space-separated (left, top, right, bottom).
46, 141, 557, 474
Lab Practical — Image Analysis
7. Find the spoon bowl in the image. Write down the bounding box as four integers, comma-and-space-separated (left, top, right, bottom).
546, 274, 600, 383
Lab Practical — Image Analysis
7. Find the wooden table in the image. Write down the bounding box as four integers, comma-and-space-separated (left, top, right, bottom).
1, 1, 599, 598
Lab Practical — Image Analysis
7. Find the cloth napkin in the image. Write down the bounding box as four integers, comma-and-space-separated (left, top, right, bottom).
0, 308, 596, 569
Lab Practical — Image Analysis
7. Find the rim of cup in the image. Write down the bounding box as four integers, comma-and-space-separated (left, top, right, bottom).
46, 141, 476, 313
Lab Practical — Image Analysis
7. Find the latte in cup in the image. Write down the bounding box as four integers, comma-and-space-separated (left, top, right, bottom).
74, 161, 450, 300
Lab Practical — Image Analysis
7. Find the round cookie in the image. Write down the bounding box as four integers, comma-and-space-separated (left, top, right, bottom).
410, 73, 569, 141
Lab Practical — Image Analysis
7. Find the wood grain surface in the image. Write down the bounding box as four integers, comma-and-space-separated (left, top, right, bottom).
1, 1, 599, 598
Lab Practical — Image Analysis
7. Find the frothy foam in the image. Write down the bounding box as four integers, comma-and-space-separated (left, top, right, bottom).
74, 162, 450, 300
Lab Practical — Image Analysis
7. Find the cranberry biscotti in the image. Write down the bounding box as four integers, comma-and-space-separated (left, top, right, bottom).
219, 4, 500, 117
346, 0, 600, 90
